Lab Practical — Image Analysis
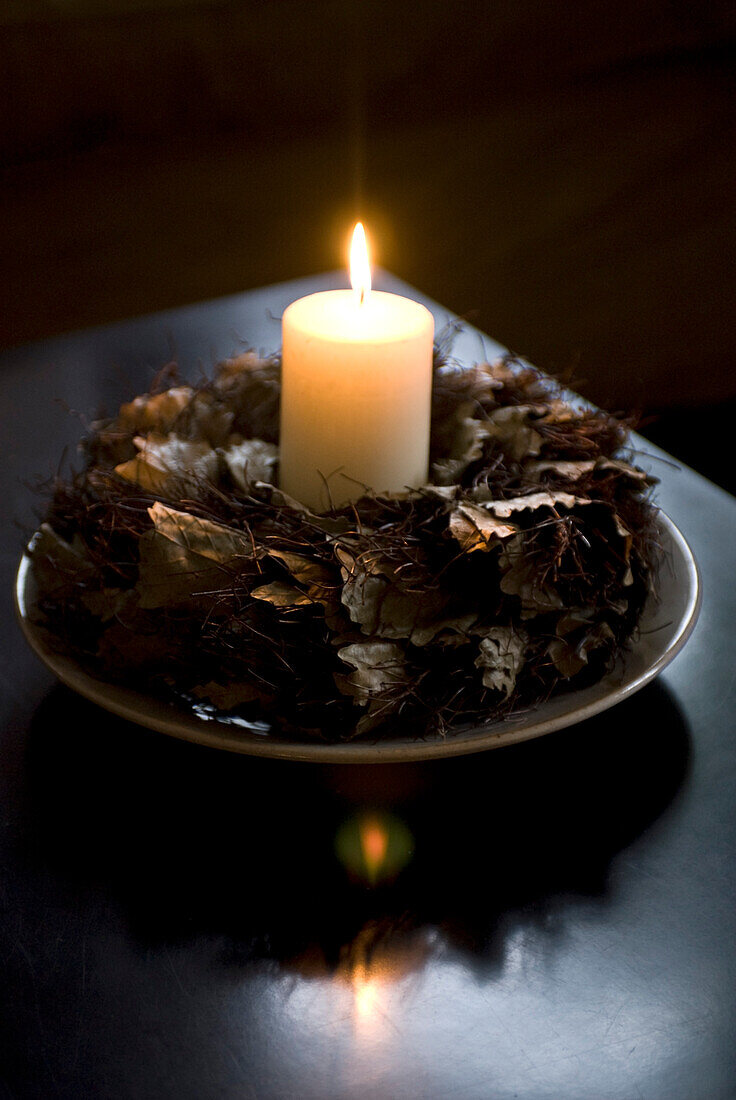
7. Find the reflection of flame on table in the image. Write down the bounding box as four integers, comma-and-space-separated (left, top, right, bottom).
335, 810, 413, 886
350, 958, 384, 1038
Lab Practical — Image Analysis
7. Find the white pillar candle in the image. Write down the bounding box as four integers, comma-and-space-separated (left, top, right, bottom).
279, 224, 435, 512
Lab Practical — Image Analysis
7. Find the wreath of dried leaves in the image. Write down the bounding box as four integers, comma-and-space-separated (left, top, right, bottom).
29, 335, 660, 742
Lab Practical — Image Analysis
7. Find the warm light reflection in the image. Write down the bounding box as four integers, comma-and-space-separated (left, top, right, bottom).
351, 960, 384, 1037
350, 221, 371, 306
335, 810, 414, 886
338, 926, 391, 1042
334, 923, 439, 1043
360, 816, 389, 885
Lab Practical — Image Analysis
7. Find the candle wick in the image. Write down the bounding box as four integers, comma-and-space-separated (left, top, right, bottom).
359, 287, 365, 307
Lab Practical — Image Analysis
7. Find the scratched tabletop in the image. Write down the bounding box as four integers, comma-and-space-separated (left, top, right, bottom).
1, 274, 734, 1100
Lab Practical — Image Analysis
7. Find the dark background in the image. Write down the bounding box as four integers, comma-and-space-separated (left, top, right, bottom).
1, 0, 735, 483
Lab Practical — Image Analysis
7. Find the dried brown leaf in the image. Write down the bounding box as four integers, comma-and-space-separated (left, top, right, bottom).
473, 490, 592, 516
547, 617, 615, 677
136, 502, 258, 609
220, 438, 278, 491
448, 503, 518, 553
30, 523, 96, 596
411, 613, 478, 646
118, 386, 194, 434
431, 400, 490, 484
267, 548, 334, 589
115, 434, 219, 494
335, 641, 409, 703
336, 545, 448, 639
526, 457, 650, 483
612, 514, 634, 585
250, 581, 313, 607
498, 534, 566, 616
266, 548, 343, 625
182, 391, 235, 446
474, 627, 527, 697
484, 405, 545, 462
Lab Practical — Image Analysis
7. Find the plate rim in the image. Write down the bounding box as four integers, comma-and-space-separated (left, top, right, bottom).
14, 510, 701, 763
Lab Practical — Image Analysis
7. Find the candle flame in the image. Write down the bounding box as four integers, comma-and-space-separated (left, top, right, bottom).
350, 222, 371, 306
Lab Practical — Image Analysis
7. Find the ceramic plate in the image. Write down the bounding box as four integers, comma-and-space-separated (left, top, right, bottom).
15, 511, 700, 763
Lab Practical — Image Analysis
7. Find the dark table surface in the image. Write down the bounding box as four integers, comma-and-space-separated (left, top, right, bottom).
1, 273, 734, 1100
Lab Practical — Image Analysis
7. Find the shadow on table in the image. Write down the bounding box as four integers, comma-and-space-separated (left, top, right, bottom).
21, 679, 690, 979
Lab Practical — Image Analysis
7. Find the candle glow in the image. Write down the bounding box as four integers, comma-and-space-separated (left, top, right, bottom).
278, 222, 435, 511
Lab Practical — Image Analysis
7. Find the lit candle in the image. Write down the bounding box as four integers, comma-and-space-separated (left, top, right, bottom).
278, 223, 435, 511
